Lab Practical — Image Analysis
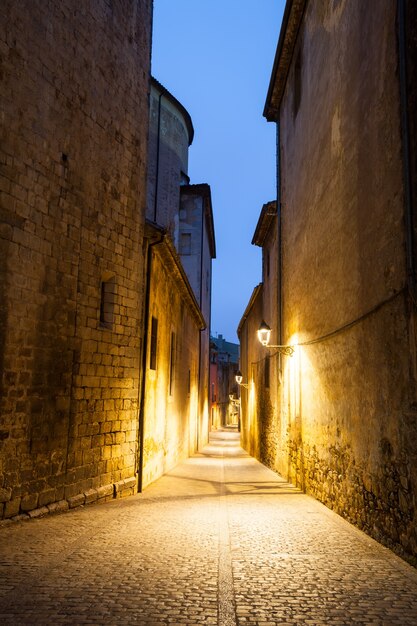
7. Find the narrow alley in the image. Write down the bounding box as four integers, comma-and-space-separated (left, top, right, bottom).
1, 430, 417, 626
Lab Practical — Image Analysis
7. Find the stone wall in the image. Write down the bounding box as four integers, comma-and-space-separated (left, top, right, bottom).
244, 0, 417, 563
0, 0, 152, 519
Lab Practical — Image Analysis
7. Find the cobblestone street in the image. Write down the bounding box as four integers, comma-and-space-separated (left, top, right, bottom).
1, 430, 417, 625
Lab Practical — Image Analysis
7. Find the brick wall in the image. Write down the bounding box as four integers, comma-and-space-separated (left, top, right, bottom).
0, 0, 152, 518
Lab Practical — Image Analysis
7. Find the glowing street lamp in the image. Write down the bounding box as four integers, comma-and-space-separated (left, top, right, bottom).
257, 320, 295, 356
235, 370, 249, 388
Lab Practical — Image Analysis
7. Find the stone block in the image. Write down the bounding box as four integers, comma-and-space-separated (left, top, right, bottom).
12, 514, 30, 522
47, 500, 69, 515
84, 488, 98, 504
28, 506, 49, 519
67, 493, 85, 509
114, 477, 137, 498
4, 498, 21, 518
97, 484, 113, 500
64, 483, 81, 500
0, 488, 12, 503
38, 489, 56, 507
21, 493, 39, 512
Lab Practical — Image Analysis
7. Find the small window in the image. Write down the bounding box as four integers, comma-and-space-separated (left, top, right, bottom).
99, 276, 116, 329
169, 332, 175, 395
180, 232, 192, 255
150, 317, 158, 370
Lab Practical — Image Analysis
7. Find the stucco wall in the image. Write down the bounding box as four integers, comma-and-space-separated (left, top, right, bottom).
0, 0, 152, 518
260, 0, 417, 561
142, 244, 201, 488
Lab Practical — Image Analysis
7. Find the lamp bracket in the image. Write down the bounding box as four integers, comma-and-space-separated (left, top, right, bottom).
267, 345, 295, 357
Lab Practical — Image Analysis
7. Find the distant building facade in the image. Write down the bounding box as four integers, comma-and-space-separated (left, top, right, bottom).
239, 0, 417, 563
0, 0, 153, 519
180, 184, 216, 441
209, 335, 239, 429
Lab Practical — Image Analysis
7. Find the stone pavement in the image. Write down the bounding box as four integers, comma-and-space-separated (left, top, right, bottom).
1, 430, 417, 625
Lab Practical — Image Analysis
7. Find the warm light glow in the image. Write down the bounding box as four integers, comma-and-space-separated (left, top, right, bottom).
235, 371, 243, 385
257, 320, 271, 346
285, 334, 301, 426
290, 334, 299, 351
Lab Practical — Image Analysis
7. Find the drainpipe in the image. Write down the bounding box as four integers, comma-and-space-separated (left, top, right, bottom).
277, 121, 283, 377
137, 227, 164, 492
153, 89, 165, 224
397, 0, 415, 298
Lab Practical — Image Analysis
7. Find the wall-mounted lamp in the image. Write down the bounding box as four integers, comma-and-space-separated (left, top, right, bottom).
235, 370, 249, 388
257, 320, 295, 356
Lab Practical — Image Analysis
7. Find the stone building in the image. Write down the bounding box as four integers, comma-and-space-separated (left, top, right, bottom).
0, 1, 153, 519
239, 0, 417, 562
140, 223, 206, 488
179, 184, 216, 442
146, 77, 194, 243
209, 335, 239, 429
146, 78, 216, 461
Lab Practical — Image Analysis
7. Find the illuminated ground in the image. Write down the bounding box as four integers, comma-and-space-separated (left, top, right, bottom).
1, 429, 417, 625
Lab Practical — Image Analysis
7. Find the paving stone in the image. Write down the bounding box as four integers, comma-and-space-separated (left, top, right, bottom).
1, 430, 417, 625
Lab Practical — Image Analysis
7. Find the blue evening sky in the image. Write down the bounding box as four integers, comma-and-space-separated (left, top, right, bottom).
151, 0, 286, 343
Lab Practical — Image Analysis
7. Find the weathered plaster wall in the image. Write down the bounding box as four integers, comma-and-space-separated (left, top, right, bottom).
142, 243, 201, 488
0, 0, 152, 518
267, 0, 417, 561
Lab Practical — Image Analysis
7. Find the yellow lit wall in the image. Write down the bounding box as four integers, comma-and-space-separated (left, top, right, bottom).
142, 244, 202, 488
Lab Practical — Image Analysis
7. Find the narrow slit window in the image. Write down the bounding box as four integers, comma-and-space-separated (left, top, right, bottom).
99, 276, 116, 328
150, 317, 158, 370
180, 232, 192, 255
